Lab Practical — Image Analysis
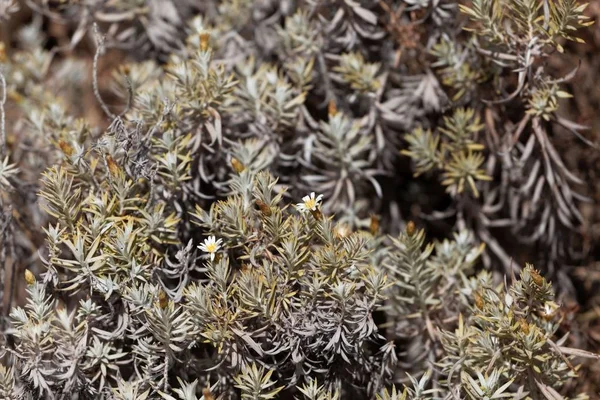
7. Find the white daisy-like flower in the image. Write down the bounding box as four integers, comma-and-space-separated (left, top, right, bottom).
198, 235, 223, 261
295, 192, 323, 213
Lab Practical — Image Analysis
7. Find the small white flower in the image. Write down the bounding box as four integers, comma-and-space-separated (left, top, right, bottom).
198, 236, 223, 261
295, 192, 323, 213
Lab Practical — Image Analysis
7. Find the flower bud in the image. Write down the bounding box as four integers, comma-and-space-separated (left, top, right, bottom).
474, 292, 484, 309
518, 318, 530, 335
0, 42, 6, 63
255, 199, 272, 216
530, 269, 544, 286
58, 139, 74, 156
200, 32, 211, 52
202, 388, 214, 400
310, 208, 323, 221
158, 290, 168, 309
328, 100, 338, 117
370, 215, 380, 235
106, 155, 121, 176
25, 269, 35, 285
231, 158, 245, 173
406, 221, 416, 237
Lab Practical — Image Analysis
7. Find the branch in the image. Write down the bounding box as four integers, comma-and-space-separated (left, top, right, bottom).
92, 23, 117, 120
0, 69, 6, 157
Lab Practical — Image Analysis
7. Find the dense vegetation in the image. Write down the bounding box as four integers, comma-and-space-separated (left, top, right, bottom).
0, 0, 599, 398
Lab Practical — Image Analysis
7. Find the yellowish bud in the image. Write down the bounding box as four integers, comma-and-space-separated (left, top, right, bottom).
200, 32, 211, 52
255, 199, 272, 216
530, 269, 544, 286
25, 269, 35, 285
202, 388, 214, 400
58, 139, 74, 156
327, 100, 338, 117
474, 292, 484, 310
106, 155, 120, 176
310, 208, 323, 221
158, 290, 168, 309
519, 318, 530, 335
406, 221, 416, 237
231, 158, 245, 174
369, 215, 380, 235
0, 42, 6, 63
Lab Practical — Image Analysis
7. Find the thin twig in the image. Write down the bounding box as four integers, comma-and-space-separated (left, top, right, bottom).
92, 23, 117, 120
118, 76, 133, 118
0, 69, 6, 157
0, 206, 14, 319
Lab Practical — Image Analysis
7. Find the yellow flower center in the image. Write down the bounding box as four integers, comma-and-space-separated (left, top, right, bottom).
205, 243, 217, 253
305, 198, 316, 210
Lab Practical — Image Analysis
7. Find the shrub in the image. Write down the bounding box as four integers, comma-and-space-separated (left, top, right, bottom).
0, 0, 598, 398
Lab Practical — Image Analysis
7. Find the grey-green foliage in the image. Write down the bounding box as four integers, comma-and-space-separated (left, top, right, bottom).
402, 107, 491, 198
438, 265, 594, 400
2, 161, 393, 398
3, 164, 595, 399
2, 0, 593, 273
0, 0, 597, 399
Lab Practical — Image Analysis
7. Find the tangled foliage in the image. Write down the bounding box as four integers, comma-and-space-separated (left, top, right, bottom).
3, 165, 598, 399
0, 0, 598, 399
